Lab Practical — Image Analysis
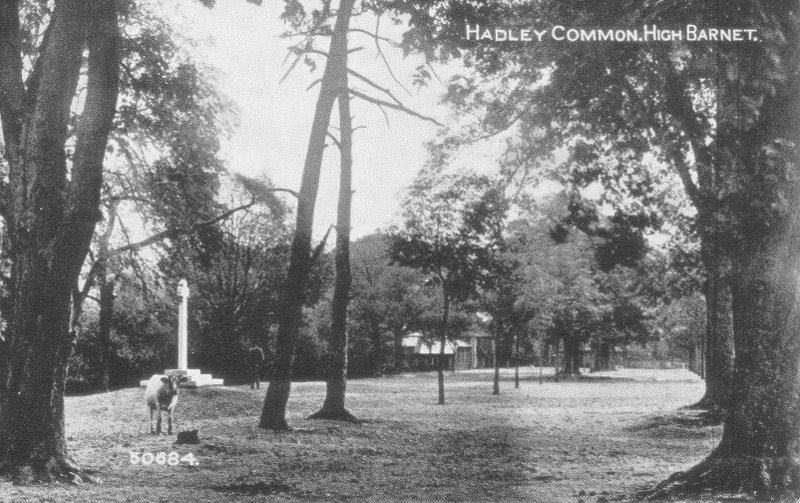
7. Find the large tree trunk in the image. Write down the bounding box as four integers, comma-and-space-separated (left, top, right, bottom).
661, 38, 736, 414
688, 235, 734, 413
308, 68, 357, 423
561, 333, 581, 377
592, 340, 611, 372
650, 9, 800, 497
653, 235, 800, 497
0, 0, 118, 484
259, 0, 356, 430
572, 342, 582, 375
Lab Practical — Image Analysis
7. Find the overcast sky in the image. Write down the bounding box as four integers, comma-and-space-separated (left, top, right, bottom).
160, 1, 468, 240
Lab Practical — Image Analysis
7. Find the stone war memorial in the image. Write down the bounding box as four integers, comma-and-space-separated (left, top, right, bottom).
4, 1, 800, 501
140, 279, 223, 388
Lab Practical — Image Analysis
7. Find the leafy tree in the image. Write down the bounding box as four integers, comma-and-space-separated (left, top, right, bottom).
260, 0, 442, 429
308, 58, 358, 421
258, 0, 357, 430
546, 247, 610, 377
70, 7, 246, 391
525, 193, 653, 377
657, 292, 706, 375
390, 173, 506, 404
593, 266, 654, 371
0, 0, 257, 481
0, 0, 119, 484
349, 234, 427, 374
90, 272, 176, 387
406, 0, 800, 496
477, 221, 549, 391
177, 203, 290, 381
393, 0, 735, 412
651, 2, 800, 497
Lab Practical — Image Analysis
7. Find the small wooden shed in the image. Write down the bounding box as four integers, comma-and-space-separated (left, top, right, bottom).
402, 332, 479, 370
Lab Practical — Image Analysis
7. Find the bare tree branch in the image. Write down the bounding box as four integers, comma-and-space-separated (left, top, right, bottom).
267, 187, 300, 199
348, 27, 400, 47
280, 51, 305, 84
108, 199, 256, 257
376, 101, 390, 127
618, 74, 702, 209
426, 63, 445, 87
106, 182, 298, 259
116, 215, 152, 297
349, 88, 443, 127
372, 15, 411, 96
310, 224, 334, 267
347, 67, 404, 108
327, 130, 341, 147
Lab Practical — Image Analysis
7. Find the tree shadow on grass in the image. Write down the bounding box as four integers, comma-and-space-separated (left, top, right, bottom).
424, 425, 534, 500
627, 409, 724, 438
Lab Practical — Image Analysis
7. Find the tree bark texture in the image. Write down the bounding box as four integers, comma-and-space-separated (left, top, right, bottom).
260, 0, 356, 430
689, 238, 734, 412
650, 8, 800, 497
308, 67, 357, 423
592, 341, 611, 372
662, 44, 736, 413
0, 0, 119, 484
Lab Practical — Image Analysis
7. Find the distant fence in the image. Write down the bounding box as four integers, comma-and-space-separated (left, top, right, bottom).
543, 351, 690, 371
613, 358, 687, 370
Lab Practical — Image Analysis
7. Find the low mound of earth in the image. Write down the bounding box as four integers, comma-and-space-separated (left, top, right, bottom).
3, 367, 724, 502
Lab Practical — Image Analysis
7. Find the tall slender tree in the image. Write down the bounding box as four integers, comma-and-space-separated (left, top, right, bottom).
348, 234, 428, 373
0, 0, 119, 484
392, 0, 735, 412
260, 0, 442, 429
308, 54, 358, 421
260, 0, 357, 430
390, 174, 506, 404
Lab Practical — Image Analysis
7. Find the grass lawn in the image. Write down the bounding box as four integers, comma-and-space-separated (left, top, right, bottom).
2, 368, 723, 503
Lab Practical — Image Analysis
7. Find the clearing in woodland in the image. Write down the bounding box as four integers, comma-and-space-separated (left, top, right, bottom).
2, 368, 721, 503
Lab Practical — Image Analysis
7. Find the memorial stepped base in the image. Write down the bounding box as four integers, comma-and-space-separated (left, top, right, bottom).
139, 368, 224, 388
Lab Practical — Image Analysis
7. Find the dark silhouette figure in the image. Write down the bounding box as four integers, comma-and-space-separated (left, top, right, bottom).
246, 346, 265, 389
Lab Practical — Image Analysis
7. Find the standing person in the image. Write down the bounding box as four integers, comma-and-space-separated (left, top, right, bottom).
246, 344, 265, 390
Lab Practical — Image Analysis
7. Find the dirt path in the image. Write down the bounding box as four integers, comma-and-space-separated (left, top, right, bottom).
1, 368, 721, 503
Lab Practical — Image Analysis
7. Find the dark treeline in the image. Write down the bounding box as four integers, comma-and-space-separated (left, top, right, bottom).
65, 189, 694, 394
